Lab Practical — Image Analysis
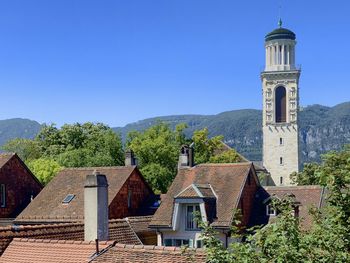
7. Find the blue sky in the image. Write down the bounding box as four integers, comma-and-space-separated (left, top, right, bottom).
0, 0, 349, 127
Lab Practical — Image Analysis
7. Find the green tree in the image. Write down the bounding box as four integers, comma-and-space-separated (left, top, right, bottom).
27, 158, 62, 185
209, 149, 241, 163
127, 122, 185, 193
200, 146, 350, 262
1, 138, 41, 161
192, 128, 224, 164
35, 122, 124, 167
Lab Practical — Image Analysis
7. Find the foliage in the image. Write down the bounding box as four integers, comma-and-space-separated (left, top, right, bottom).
200, 146, 350, 262
192, 128, 223, 164
126, 122, 186, 193
2, 138, 41, 161
27, 158, 62, 185
127, 123, 241, 193
209, 149, 241, 163
35, 122, 124, 167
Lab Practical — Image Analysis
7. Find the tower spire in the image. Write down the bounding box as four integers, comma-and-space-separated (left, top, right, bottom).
278, 1, 283, 28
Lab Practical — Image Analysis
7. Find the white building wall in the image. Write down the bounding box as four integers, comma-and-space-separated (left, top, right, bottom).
261, 71, 300, 186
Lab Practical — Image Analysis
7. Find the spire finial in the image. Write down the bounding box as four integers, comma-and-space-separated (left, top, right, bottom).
278, 18, 283, 28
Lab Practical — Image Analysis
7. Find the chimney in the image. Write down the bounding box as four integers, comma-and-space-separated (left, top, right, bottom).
125, 149, 136, 166
84, 170, 109, 241
178, 144, 194, 168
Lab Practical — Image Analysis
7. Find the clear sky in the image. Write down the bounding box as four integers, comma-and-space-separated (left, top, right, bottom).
0, 0, 349, 127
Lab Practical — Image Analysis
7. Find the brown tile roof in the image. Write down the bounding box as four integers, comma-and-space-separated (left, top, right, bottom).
249, 185, 326, 229
90, 243, 206, 263
0, 219, 141, 256
0, 238, 113, 263
175, 184, 216, 199
16, 166, 137, 223
150, 163, 254, 229
126, 216, 154, 234
0, 153, 14, 168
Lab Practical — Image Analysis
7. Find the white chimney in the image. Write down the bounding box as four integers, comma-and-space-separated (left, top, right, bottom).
84, 170, 109, 241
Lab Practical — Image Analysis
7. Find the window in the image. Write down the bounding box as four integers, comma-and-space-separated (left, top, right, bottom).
280, 138, 284, 145
186, 205, 200, 230
196, 240, 203, 248
164, 239, 193, 247
275, 86, 287, 123
266, 204, 276, 216
62, 194, 75, 204
0, 184, 6, 208
280, 157, 283, 165
127, 190, 132, 209
280, 177, 283, 185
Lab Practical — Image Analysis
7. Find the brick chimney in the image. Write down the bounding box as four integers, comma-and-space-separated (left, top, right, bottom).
178, 144, 194, 168
125, 149, 137, 166
84, 170, 109, 241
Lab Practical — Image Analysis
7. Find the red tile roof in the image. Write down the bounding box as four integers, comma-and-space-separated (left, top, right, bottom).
16, 166, 138, 223
90, 243, 206, 263
150, 163, 255, 229
0, 238, 113, 263
0, 219, 142, 256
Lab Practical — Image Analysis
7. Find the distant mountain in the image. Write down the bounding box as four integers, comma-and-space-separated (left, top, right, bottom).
0, 102, 349, 164
113, 102, 350, 163
0, 119, 41, 149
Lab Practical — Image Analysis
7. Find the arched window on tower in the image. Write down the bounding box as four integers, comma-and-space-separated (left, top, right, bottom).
275, 86, 286, 123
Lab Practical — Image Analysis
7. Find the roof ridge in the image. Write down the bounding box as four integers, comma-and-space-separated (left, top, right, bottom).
61, 166, 135, 171
264, 185, 323, 190
0, 152, 15, 156
12, 238, 112, 245
113, 243, 205, 252
193, 162, 252, 168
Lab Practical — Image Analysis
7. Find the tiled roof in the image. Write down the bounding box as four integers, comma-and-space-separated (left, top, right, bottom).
126, 216, 154, 234
0, 153, 15, 168
0, 238, 113, 263
175, 184, 216, 199
0, 219, 141, 256
90, 243, 206, 263
16, 166, 137, 223
150, 163, 254, 229
249, 185, 326, 229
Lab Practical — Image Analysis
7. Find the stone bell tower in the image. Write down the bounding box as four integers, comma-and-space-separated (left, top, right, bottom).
261, 19, 300, 186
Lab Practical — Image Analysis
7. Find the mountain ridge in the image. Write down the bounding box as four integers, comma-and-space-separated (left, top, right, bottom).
0, 102, 349, 164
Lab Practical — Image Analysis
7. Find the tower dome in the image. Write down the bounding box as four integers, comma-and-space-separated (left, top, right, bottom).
264, 20, 297, 72
265, 27, 296, 42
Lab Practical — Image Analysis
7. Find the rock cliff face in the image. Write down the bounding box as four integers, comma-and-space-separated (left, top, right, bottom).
299, 103, 350, 163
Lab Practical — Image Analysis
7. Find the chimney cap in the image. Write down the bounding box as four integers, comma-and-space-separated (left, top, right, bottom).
84, 171, 108, 188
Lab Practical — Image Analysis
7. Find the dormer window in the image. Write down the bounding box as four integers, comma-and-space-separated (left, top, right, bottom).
186, 204, 200, 230
266, 204, 276, 216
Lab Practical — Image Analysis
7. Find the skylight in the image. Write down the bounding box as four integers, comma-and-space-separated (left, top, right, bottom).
62, 194, 75, 204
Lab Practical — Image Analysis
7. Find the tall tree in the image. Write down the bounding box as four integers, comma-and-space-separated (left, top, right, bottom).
2, 138, 41, 161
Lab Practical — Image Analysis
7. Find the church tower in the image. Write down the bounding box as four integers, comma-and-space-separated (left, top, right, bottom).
261, 20, 300, 186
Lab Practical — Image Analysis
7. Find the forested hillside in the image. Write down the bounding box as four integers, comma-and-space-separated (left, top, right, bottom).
114, 102, 350, 163
0, 119, 41, 149
1, 102, 349, 164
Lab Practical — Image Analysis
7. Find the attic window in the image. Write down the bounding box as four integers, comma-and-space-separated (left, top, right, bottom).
62, 194, 75, 204
266, 204, 276, 216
